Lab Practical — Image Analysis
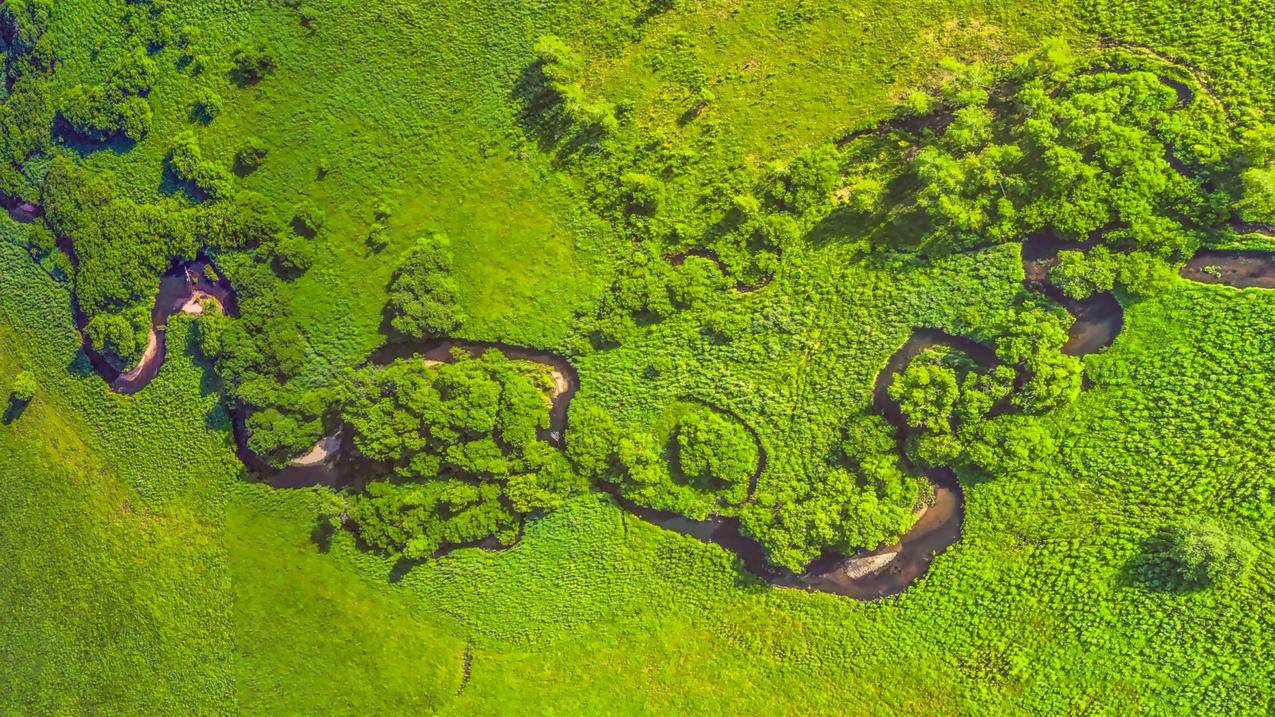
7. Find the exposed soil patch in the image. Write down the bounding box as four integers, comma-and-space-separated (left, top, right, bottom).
800, 468, 964, 599
264, 430, 345, 489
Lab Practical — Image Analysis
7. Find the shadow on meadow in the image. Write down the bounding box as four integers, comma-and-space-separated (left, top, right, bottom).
1120, 523, 1257, 594
2, 395, 27, 424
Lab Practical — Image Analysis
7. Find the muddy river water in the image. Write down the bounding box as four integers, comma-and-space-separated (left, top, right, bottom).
1020, 232, 1126, 356
1181, 248, 1275, 289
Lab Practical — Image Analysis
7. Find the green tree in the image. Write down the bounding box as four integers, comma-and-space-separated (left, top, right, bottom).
386, 233, 463, 339
59, 46, 155, 141
10, 370, 36, 403
273, 234, 316, 276
771, 143, 840, 214
291, 199, 325, 236
1051, 247, 1119, 300
168, 130, 233, 199
674, 409, 756, 503
565, 402, 621, 477
189, 87, 222, 122
83, 311, 146, 366
1237, 165, 1275, 222
1157, 520, 1257, 588
234, 136, 268, 172
889, 362, 959, 430
230, 40, 275, 84
339, 352, 581, 558
533, 34, 617, 134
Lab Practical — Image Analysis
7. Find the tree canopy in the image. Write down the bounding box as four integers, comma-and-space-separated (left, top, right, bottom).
10, 370, 36, 402
386, 234, 463, 340
337, 351, 583, 558
1155, 520, 1257, 589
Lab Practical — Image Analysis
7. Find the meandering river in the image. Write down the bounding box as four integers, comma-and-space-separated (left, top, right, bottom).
38, 205, 1272, 598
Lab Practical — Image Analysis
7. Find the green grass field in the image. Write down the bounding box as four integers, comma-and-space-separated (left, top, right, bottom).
0, 0, 1272, 714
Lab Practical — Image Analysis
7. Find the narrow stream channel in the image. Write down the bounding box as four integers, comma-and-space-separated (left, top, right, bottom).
1020, 232, 1125, 356
1181, 248, 1275, 289
596, 327, 984, 600
33, 195, 1273, 598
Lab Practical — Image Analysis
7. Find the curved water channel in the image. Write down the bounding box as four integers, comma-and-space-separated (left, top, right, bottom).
1182, 248, 1275, 289
256, 338, 581, 488
594, 328, 978, 600
668, 248, 772, 292
36, 196, 1272, 597
91, 259, 236, 394
1020, 232, 1126, 356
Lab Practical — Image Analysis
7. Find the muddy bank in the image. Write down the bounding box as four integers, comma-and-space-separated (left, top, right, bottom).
62, 241, 957, 597
603, 477, 961, 601
259, 427, 350, 489
113, 260, 234, 393
1160, 75, 1193, 108
72, 256, 237, 394
234, 413, 371, 490
1023, 236, 1275, 352
23, 194, 237, 399
1020, 232, 1124, 356
1181, 248, 1275, 289
800, 468, 963, 599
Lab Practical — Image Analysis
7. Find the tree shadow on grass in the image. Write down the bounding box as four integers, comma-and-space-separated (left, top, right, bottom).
509, 59, 611, 167
1119, 530, 1197, 594
54, 116, 137, 158
634, 0, 677, 26
310, 515, 335, 554
388, 556, 418, 584
66, 348, 98, 380
2, 396, 28, 424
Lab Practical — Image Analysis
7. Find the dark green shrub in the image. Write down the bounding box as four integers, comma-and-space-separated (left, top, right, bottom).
59, 46, 155, 141
291, 199, 324, 236
386, 233, 463, 338
234, 136, 268, 172
1157, 520, 1257, 589
10, 370, 36, 403
230, 40, 275, 84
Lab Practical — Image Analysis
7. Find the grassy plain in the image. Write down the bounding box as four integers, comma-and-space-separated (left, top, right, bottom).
0, 0, 1272, 714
